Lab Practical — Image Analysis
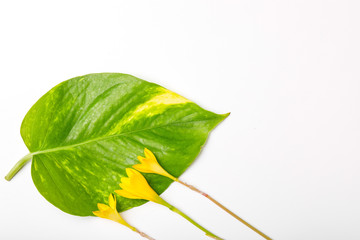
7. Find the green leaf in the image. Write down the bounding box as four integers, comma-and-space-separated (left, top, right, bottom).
19, 73, 228, 216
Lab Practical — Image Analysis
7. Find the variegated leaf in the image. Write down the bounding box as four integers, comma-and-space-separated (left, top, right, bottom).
18, 73, 228, 216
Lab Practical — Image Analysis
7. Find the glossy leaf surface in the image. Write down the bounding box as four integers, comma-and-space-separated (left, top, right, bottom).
21, 73, 228, 216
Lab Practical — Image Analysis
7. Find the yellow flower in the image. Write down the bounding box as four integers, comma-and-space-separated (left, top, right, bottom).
133, 148, 176, 180
115, 170, 222, 239
115, 168, 169, 207
93, 194, 134, 230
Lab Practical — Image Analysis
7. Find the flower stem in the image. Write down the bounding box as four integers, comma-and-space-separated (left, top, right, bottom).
5, 153, 33, 181
175, 179, 272, 240
132, 228, 155, 240
165, 202, 223, 240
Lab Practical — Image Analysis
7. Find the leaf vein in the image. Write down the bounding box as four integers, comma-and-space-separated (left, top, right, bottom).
31, 116, 220, 156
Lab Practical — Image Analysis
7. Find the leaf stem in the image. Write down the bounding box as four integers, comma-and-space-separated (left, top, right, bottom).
164, 202, 223, 240
175, 179, 272, 240
5, 153, 33, 181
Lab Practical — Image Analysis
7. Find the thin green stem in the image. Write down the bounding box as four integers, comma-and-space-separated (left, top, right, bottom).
175, 179, 272, 240
5, 153, 33, 181
164, 202, 222, 240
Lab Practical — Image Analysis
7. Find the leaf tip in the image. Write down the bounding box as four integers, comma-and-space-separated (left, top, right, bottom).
220, 112, 231, 120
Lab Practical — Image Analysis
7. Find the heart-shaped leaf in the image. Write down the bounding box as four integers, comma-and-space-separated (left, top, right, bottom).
20, 73, 228, 216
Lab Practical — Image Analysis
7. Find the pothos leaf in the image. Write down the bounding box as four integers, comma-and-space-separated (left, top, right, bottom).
20, 73, 228, 216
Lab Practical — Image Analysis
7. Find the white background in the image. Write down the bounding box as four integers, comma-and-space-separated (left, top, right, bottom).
1, 1, 359, 239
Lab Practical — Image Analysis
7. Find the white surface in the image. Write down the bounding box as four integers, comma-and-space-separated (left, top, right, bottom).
1, 1, 360, 239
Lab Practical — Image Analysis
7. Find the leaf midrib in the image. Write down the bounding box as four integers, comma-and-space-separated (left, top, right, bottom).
30, 117, 219, 157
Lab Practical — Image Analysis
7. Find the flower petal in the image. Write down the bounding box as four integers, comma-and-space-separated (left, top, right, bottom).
93, 210, 105, 218
119, 177, 129, 187
132, 163, 152, 173
108, 194, 116, 210
116, 168, 169, 206
126, 168, 137, 178
134, 148, 176, 180
97, 203, 110, 211
144, 148, 157, 162
137, 156, 147, 163
115, 189, 143, 199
